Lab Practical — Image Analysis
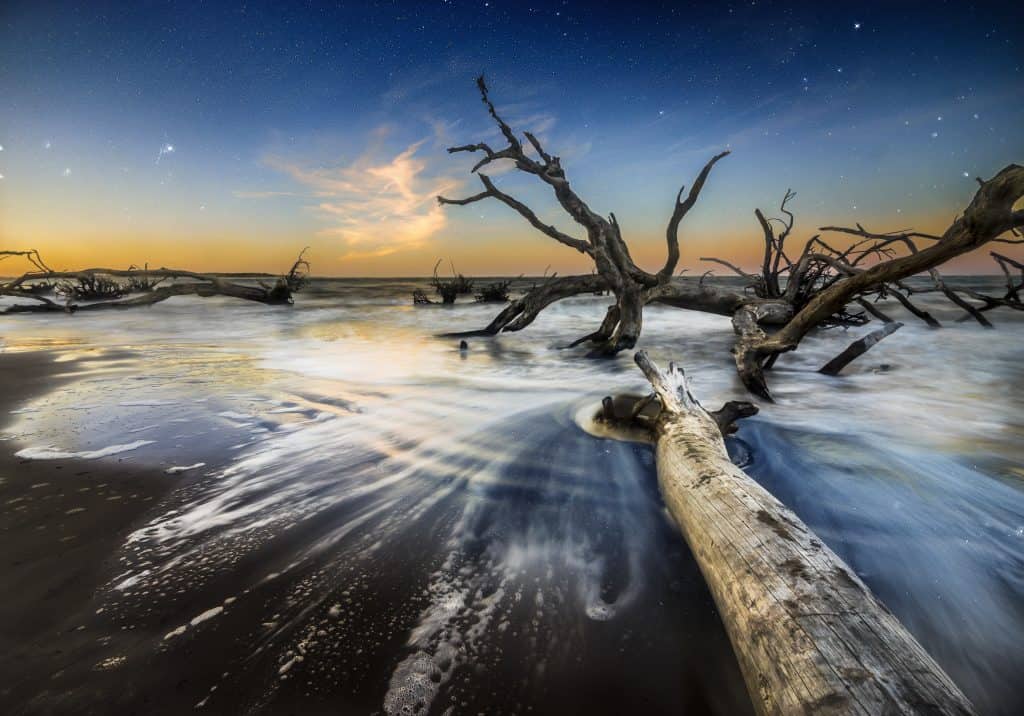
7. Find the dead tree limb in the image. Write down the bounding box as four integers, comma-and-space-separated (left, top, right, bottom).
734, 164, 1024, 398
856, 297, 895, 323
439, 77, 1023, 397
633, 351, 975, 715
438, 75, 731, 354
886, 289, 942, 328
819, 322, 904, 376
0, 249, 310, 314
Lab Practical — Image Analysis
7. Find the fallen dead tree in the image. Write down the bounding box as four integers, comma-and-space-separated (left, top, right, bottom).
475, 279, 512, 303
0, 249, 310, 314
604, 351, 975, 715
438, 76, 1024, 399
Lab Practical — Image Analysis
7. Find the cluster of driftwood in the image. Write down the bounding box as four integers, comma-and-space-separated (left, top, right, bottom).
0, 249, 310, 314
439, 76, 1024, 400
413, 259, 513, 304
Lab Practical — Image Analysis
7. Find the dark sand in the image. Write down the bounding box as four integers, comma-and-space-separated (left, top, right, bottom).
0, 350, 753, 716
0, 351, 303, 715
0, 352, 254, 714
0, 352, 169, 712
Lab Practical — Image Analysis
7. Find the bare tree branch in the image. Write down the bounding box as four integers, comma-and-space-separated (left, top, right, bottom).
819, 322, 903, 376
737, 163, 1024, 398
439, 173, 591, 255
660, 150, 730, 281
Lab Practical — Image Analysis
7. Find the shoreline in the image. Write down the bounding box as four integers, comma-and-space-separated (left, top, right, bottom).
0, 351, 196, 713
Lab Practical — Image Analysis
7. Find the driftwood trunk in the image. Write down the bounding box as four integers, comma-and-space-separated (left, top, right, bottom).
633, 351, 974, 715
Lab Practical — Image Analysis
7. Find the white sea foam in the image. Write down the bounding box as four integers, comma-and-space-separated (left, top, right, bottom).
3, 278, 1021, 713
15, 440, 155, 460
165, 462, 206, 474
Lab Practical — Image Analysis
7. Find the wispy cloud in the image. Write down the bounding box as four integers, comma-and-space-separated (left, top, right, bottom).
264, 135, 459, 258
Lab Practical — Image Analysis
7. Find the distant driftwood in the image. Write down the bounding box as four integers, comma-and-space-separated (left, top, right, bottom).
603, 351, 975, 715
0, 248, 310, 314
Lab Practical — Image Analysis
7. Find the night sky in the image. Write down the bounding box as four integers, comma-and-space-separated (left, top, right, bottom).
1, 0, 1022, 275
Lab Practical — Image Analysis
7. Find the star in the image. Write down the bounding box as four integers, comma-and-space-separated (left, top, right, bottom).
44, 141, 52, 149
62, 167, 72, 176
853, 22, 861, 30
930, 131, 939, 138
0, 144, 4, 151
156, 143, 176, 164
962, 171, 969, 177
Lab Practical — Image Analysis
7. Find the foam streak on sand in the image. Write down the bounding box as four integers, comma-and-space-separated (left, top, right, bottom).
165, 462, 206, 474
15, 440, 155, 460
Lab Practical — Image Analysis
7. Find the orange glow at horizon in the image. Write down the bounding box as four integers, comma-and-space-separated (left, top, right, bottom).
1, 206, 1010, 278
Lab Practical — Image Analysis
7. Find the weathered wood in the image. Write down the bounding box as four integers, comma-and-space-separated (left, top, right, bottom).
438, 75, 731, 355
633, 350, 975, 716
818, 322, 903, 376
0, 249, 310, 314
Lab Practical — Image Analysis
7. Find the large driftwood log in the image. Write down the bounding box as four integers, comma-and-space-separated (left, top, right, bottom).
632, 351, 974, 715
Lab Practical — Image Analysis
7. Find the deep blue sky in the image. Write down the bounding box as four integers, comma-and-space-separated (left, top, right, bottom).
1, 0, 1022, 274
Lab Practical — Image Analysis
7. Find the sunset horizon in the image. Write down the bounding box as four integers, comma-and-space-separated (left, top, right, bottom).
2, 3, 1023, 715
3, 2, 1021, 277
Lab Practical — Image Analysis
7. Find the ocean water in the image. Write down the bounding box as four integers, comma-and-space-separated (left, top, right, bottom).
2, 276, 1023, 714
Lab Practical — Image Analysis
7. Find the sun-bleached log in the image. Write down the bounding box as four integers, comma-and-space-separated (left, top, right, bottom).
633, 350, 974, 715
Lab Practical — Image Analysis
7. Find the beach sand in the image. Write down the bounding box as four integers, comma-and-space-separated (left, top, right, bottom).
0, 352, 171, 711
0, 347, 752, 715
2, 279, 1020, 714
0, 351, 261, 714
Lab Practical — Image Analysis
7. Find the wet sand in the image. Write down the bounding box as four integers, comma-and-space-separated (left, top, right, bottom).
0, 351, 258, 714
0, 352, 172, 712
6, 278, 1019, 714
0, 349, 753, 715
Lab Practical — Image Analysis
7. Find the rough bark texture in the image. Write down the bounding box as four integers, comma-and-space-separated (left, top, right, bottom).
634, 351, 975, 716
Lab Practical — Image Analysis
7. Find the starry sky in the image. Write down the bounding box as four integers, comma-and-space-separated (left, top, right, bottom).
1, 0, 1022, 276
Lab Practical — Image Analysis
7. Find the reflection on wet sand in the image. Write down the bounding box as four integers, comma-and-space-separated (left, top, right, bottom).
1, 277, 1022, 714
